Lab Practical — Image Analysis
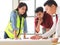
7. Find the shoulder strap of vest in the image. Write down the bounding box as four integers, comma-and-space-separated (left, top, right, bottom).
17, 16, 23, 37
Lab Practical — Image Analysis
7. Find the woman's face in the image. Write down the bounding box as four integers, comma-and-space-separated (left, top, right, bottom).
18, 6, 26, 15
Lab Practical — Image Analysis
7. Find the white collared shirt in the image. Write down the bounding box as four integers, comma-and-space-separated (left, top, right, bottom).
42, 15, 57, 38
42, 7, 60, 38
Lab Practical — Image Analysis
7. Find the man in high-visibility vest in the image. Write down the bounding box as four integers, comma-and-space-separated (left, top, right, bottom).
4, 2, 28, 39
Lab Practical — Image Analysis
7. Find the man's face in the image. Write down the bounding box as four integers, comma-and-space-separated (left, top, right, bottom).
45, 5, 51, 13
45, 5, 57, 15
36, 12, 43, 19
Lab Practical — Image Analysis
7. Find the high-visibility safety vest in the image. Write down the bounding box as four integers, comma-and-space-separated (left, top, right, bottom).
5, 10, 24, 39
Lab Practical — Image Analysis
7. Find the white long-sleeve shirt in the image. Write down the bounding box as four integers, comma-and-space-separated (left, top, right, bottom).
42, 7, 60, 38
42, 15, 57, 38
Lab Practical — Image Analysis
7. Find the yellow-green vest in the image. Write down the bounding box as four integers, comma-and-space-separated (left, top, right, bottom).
5, 10, 24, 39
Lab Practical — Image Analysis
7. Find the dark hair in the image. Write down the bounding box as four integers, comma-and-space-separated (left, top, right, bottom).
48, 0, 54, 1
44, 0, 58, 7
16, 2, 28, 18
35, 7, 43, 13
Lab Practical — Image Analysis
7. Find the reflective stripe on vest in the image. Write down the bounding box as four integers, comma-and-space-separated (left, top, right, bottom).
5, 10, 24, 39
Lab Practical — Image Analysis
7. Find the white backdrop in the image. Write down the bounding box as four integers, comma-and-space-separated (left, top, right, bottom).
20, 0, 35, 34
0, 0, 12, 38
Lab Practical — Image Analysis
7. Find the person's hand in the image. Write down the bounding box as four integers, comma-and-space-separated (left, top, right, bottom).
38, 35, 42, 39
24, 33, 29, 39
14, 37, 18, 40
52, 38, 58, 43
30, 35, 42, 40
24, 37, 29, 39
14, 30, 18, 40
35, 28, 40, 33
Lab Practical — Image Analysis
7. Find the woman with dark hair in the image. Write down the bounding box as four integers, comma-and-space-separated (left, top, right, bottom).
4, 2, 28, 39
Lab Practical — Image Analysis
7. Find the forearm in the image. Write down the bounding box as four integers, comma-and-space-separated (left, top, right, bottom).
36, 20, 40, 30
35, 20, 41, 33
36, 23, 40, 29
42, 22, 56, 38
14, 30, 17, 39
35, 24, 40, 33
24, 19, 27, 38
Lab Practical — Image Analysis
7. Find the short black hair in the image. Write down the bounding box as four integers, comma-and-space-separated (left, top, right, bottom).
44, 0, 58, 7
35, 7, 43, 13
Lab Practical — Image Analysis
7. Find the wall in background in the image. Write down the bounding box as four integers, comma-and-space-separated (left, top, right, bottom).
0, 0, 12, 38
